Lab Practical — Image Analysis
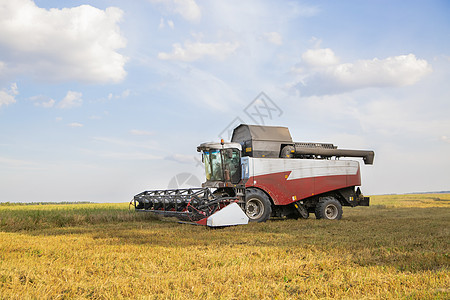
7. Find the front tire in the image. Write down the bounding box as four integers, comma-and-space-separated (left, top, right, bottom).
315, 197, 343, 220
245, 188, 272, 222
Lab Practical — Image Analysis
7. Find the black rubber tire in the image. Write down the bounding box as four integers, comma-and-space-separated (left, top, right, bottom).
245, 188, 272, 222
280, 145, 295, 158
314, 197, 343, 220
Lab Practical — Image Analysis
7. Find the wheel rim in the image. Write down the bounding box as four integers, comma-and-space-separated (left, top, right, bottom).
246, 198, 264, 220
324, 203, 338, 219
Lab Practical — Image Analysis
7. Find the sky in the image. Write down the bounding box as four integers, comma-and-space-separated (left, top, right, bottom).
0, 0, 449, 202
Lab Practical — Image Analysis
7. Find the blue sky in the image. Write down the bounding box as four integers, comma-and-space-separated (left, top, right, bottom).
0, 0, 449, 202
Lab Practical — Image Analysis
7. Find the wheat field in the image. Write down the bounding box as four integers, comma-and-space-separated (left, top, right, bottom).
0, 194, 449, 299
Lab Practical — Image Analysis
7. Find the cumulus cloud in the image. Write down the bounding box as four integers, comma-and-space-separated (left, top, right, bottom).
288, 2, 320, 17
0, 83, 18, 108
150, 0, 201, 22
36, 99, 55, 108
29, 95, 55, 108
158, 18, 175, 29
58, 91, 83, 109
107, 89, 131, 100
294, 50, 432, 96
0, 0, 127, 83
330, 54, 431, 86
301, 48, 339, 67
158, 40, 239, 61
263, 32, 283, 45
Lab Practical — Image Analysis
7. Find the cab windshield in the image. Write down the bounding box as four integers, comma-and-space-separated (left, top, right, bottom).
204, 148, 240, 183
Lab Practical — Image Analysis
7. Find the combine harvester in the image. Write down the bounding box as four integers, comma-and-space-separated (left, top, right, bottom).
132, 124, 374, 227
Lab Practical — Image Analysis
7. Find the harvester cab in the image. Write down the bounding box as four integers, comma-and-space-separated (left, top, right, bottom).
133, 124, 374, 226
197, 141, 243, 187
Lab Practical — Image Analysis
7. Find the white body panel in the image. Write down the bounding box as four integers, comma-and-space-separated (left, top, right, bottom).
243, 157, 359, 180
206, 202, 249, 227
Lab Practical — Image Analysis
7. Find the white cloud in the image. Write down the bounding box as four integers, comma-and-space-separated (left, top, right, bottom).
58, 91, 83, 109
130, 129, 155, 136
173, 0, 201, 21
0, 0, 127, 83
29, 95, 55, 108
263, 32, 283, 45
121, 89, 131, 98
301, 48, 339, 67
0, 83, 18, 108
150, 0, 201, 22
287, 2, 320, 17
294, 51, 432, 95
158, 40, 239, 61
107, 89, 131, 100
38, 99, 55, 108
68, 122, 83, 128
158, 17, 165, 29
296, 89, 450, 145
331, 54, 431, 86
158, 18, 174, 29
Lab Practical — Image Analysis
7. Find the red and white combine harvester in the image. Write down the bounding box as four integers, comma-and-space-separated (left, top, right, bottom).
133, 124, 374, 227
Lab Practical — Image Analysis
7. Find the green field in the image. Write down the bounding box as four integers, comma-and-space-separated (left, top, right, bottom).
0, 194, 449, 299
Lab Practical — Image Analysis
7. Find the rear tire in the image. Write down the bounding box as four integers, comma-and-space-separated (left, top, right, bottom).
245, 188, 272, 222
315, 197, 343, 220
